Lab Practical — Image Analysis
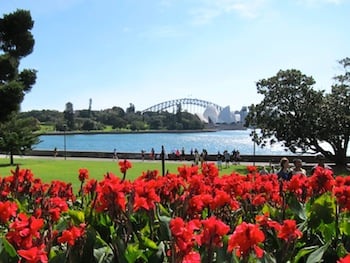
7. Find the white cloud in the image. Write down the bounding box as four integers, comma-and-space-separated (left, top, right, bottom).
140, 25, 187, 39
189, 0, 268, 25
297, 0, 346, 6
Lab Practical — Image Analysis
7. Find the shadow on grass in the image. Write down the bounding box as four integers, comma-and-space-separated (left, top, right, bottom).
0, 163, 23, 168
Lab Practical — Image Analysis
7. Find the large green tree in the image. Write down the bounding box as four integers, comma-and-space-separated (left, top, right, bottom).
0, 9, 37, 122
245, 58, 350, 167
0, 115, 40, 165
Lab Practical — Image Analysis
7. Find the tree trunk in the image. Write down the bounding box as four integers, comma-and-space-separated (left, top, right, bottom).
10, 152, 14, 165
333, 148, 348, 172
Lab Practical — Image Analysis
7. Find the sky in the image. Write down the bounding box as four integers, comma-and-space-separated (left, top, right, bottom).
1, 0, 349, 113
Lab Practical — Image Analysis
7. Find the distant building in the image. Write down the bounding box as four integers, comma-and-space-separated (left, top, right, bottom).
197, 105, 248, 125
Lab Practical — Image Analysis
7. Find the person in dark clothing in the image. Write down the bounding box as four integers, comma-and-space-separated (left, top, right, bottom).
277, 157, 292, 181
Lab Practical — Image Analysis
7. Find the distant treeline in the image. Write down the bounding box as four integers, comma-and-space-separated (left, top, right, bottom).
19, 104, 204, 132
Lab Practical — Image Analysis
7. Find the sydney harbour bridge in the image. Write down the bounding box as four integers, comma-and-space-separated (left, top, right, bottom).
141, 98, 248, 125
141, 98, 224, 115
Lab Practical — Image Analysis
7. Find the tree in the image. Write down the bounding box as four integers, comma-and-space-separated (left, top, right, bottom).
0, 9, 36, 122
0, 114, 40, 165
245, 60, 350, 168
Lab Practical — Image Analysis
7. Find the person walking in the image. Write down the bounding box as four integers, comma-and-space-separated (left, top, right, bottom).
277, 157, 292, 181
291, 158, 306, 176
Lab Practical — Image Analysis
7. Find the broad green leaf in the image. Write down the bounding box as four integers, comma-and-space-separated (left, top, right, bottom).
306, 242, 330, 263
125, 243, 147, 263
318, 221, 336, 242
94, 247, 114, 263
157, 214, 172, 241
261, 251, 277, 263
0, 236, 17, 257
339, 216, 350, 236
147, 241, 165, 263
308, 193, 335, 229
292, 245, 318, 263
68, 209, 85, 224
288, 195, 306, 221
141, 236, 158, 250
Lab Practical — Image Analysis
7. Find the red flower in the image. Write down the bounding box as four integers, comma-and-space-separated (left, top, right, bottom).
228, 222, 265, 258
83, 179, 97, 194
18, 244, 48, 263
277, 219, 302, 242
6, 213, 44, 249
198, 216, 230, 247
78, 168, 89, 182
119, 159, 132, 174
247, 166, 258, 173
170, 217, 200, 254
308, 166, 335, 195
94, 173, 130, 214
338, 254, 350, 263
182, 251, 201, 263
57, 224, 85, 246
133, 179, 160, 212
0, 200, 18, 223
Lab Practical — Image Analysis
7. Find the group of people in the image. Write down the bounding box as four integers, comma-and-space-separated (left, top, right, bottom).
269, 153, 333, 181
216, 149, 241, 170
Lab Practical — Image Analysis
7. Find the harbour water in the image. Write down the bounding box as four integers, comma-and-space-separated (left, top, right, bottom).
36, 130, 291, 155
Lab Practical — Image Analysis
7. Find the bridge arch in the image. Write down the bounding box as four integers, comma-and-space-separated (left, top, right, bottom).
141, 98, 223, 114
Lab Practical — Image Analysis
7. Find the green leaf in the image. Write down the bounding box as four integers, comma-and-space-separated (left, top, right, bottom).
157, 214, 172, 241
292, 245, 318, 263
94, 247, 114, 263
0, 236, 17, 257
288, 195, 306, 221
68, 209, 85, 224
141, 236, 158, 250
339, 215, 350, 236
306, 242, 330, 263
125, 243, 147, 263
308, 193, 335, 229
147, 241, 165, 263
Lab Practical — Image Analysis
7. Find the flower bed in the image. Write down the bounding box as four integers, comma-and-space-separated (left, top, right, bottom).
0, 161, 350, 262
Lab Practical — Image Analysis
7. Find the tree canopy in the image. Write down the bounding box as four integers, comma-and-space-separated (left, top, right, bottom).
245, 58, 350, 167
0, 114, 40, 165
0, 9, 36, 122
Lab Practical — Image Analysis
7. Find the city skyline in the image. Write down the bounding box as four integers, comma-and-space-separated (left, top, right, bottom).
1, 0, 349, 112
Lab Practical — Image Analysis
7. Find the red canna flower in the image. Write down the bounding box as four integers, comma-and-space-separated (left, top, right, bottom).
18, 244, 48, 263
0, 200, 18, 224
182, 251, 201, 263
6, 213, 44, 249
334, 176, 350, 212
338, 254, 350, 263
94, 173, 130, 215
228, 222, 265, 258
308, 166, 335, 195
133, 179, 161, 212
119, 159, 132, 174
78, 168, 89, 182
276, 219, 302, 242
198, 216, 230, 247
170, 217, 200, 255
211, 189, 231, 210
83, 179, 97, 195
57, 224, 86, 246
247, 165, 258, 173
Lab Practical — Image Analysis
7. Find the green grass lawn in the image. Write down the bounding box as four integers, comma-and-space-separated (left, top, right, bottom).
0, 156, 249, 192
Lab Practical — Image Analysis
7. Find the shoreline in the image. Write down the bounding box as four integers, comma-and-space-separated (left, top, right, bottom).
24, 149, 338, 166
38, 129, 220, 136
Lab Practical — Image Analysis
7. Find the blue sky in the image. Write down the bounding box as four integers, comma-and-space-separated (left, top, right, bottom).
1, 0, 349, 113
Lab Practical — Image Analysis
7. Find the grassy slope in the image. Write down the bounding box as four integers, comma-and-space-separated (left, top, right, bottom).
0, 157, 248, 192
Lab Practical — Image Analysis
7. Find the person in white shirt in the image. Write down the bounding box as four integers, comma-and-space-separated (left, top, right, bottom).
291, 158, 306, 176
